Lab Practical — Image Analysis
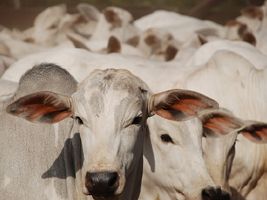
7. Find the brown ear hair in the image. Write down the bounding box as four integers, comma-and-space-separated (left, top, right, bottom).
148, 89, 219, 121
103, 7, 122, 28
238, 121, 267, 143
6, 91, 73, 123
164, 45, 178, 61
199, 109, 244, 137
107, 36, 121, 53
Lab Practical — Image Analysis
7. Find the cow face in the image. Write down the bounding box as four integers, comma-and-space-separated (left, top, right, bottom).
7, 69, 219, 199
200, 109, 267, 196
199, 109, 244, 193
145, 112, 233, 200
71, 69, 149, 197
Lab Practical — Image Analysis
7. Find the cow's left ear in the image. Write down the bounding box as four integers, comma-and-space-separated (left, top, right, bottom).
148, 89, 219, 121
198, 109, 244, 137
238, 121, 267, 143
6, 91, 73, 123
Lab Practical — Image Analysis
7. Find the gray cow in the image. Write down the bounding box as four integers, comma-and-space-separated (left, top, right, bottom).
0, 63, 78, 199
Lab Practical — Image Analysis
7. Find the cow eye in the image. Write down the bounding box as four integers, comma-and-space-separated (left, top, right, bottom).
75, 116, 84, 125
160, 134, 174, 144
131, 115, 142, 125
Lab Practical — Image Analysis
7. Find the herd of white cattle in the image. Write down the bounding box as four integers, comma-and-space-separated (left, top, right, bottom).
1, 2, 267, 200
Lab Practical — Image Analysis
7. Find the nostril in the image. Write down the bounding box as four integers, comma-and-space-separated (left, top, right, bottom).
85, 172, 93, 189
108, 172, 119, 187
202, 186, 231, 200
202, 187, 216, 200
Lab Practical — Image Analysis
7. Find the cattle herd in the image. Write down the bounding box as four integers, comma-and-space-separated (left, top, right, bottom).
1, 2, 267, 200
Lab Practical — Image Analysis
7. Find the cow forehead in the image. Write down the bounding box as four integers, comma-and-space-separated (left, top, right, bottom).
78, 68, 149, 93
72, 69, 150, 115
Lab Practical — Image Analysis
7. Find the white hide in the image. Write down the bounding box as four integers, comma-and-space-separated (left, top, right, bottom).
2, 48, 183, 92
134, 10, 225, 42
178, 50, 267, 199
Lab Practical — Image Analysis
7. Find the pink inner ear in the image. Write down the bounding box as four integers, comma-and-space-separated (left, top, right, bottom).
203, 116, 241, 135
52, 111, 72, 123
26, 105, 60, 120
257, 128, 267, 142
155, 109, 175, 120
242, 128, 267, 144
171, 99, 208, 115
7, 91, 72, 123
18, 104, 71, 123
242, 131, 263, 143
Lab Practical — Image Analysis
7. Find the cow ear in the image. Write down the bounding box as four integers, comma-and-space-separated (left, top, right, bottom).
242, 32, 257, 46
199, 109, 244, 137
6, 91, 73, 123
238, 121, 267, 143
164, 45, 178, 61
67, 33, 91, 51
107, 36, 121, 53
76, 3, 100, 21
148, 89, 219, 121
103, 7, 122, 28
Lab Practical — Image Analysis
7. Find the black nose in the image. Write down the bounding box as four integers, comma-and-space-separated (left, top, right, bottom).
85, 171, 119, 197
202, 186, 231, 200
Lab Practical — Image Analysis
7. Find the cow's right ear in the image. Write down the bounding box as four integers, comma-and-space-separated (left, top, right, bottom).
198, 109, 244, 137
6, 91, 73, 124
238, 121, 267, 143
148, 89, 219, 121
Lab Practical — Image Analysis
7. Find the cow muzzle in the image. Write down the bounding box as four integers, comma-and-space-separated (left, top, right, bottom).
201, 186, 231, 200
84, 171, 120, 197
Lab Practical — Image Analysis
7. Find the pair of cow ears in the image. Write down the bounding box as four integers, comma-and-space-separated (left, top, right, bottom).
148, 89, 219, 121
6, 91, 73, 124
7, 89, 217, 124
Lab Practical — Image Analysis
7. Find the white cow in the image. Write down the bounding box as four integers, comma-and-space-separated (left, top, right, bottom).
134, 10, 225, 43
90, 6, 139, 43
3, 66, 225, 200
177, 49, 267, 199
140, 108, 241, 200
174, 39, 267, 84
133, 28, 179, 61
2, 48, 185, 92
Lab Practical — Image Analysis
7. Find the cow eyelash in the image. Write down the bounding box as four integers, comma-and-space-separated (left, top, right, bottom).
131, 115, 143, 125
160, 134, 174, 144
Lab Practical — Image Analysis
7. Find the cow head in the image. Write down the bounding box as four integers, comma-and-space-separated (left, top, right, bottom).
138, 28, 179, 61
225, 20, 256, 46
144, 108, 239, 200
6, 69, 219, 199
200, 109, 267, 197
